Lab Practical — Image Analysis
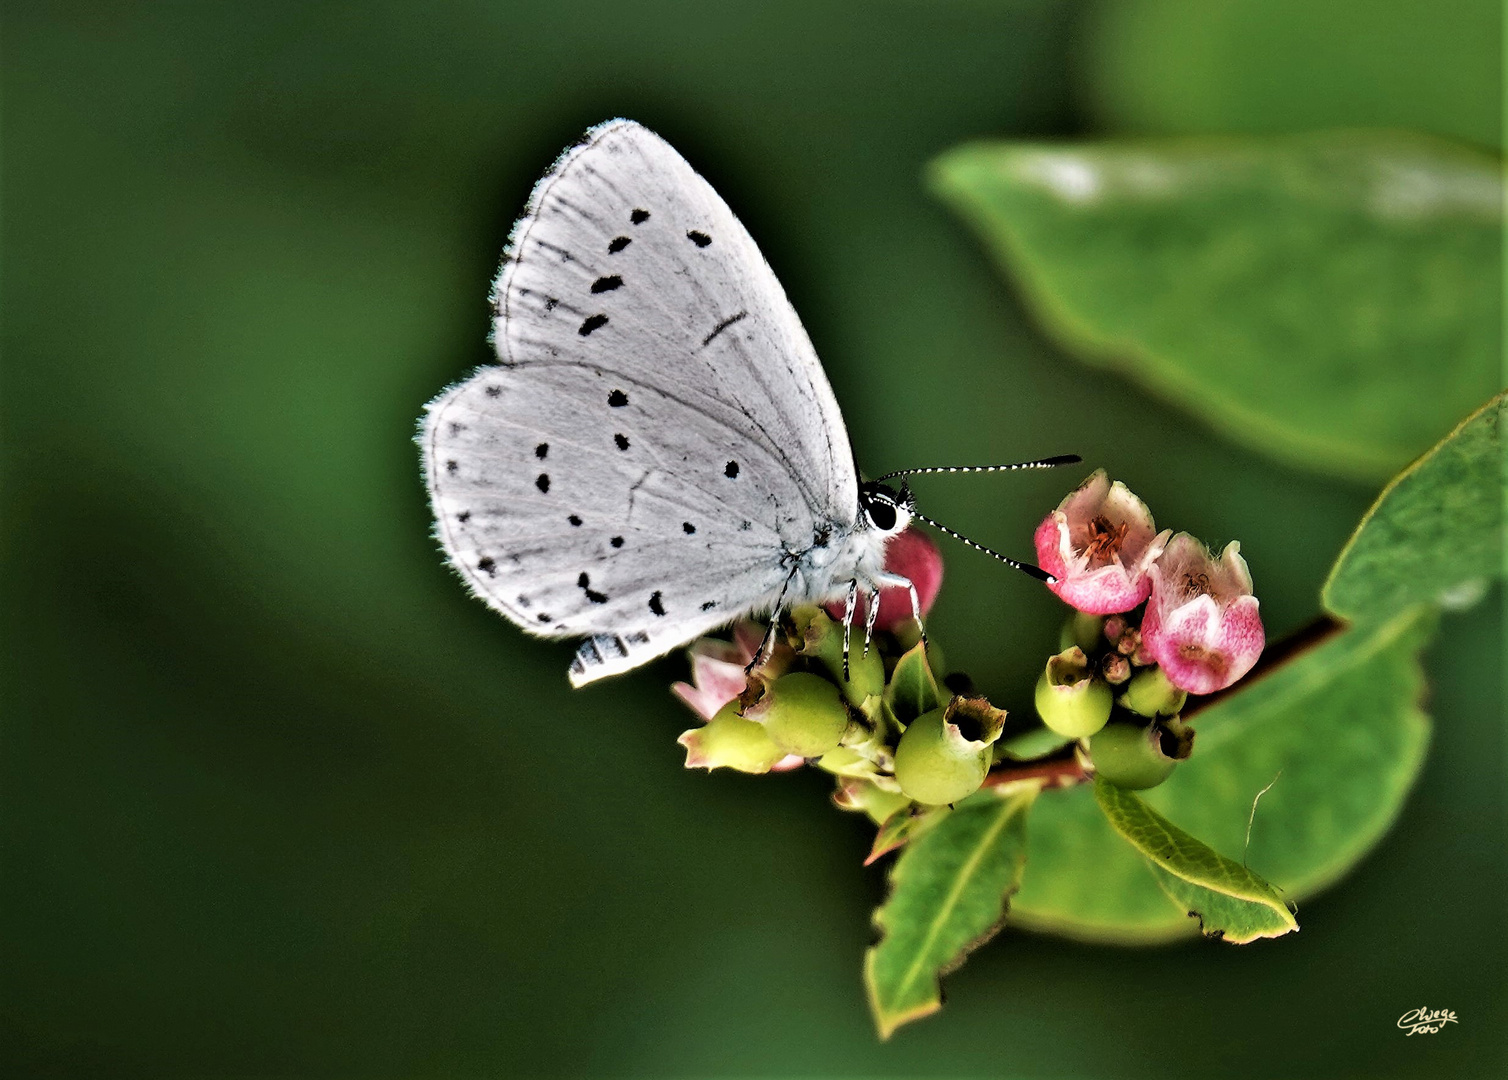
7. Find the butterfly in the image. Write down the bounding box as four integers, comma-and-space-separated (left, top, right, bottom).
421, 119, 1074, 686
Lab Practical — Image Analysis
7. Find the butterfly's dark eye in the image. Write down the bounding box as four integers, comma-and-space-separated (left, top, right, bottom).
860, 481, 910, 533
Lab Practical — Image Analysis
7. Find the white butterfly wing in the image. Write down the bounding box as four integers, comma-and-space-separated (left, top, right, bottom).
423, 120, 859, 683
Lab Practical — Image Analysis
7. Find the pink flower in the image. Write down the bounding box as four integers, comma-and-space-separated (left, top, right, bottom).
826, 527, 943, 632
1141, 534, 1265, 695
671, 637, 752, 721
1033, 470, 1170, 614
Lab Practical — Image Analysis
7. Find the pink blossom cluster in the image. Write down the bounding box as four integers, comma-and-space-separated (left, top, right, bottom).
1034, 471, 1264, 695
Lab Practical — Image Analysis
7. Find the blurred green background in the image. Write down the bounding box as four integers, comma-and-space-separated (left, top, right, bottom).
3, 1, 1502, 1076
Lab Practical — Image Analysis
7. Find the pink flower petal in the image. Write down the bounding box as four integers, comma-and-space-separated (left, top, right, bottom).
672, 645, 753, 720
1033, 474, 1166, 615
1143, 535, 1265, 695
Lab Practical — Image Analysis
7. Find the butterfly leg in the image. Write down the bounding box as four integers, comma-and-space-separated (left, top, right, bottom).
745, 569, 800, 677
840, 579, 859, 680
745, 620, 781, 679
862, 585, 881, 658
874, 571, 927, 646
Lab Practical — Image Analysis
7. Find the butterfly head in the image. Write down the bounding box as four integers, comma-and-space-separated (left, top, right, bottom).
859, 480, 915, 536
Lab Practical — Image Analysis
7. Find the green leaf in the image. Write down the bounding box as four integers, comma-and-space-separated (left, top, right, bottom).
996, 723, 1074, 762
883, 640, 943, 725
1094, 777, 1297, 943
1324, 392, 1506, 621
1011, 608, 1433, 942
866, 805, 938, 866
1081, 0, 1503, 152
865, 787, 1034, 1038
931, 132, 1503, 480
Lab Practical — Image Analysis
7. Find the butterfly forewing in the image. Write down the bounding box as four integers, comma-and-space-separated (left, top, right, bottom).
424, 120, 861, 679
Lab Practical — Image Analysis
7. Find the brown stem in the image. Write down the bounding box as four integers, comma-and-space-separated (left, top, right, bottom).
982, 753, 1088, 789
1183, 614, 1345, 720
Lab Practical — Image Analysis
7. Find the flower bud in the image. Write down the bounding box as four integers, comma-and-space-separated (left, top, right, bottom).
1034, 646, 1114, 738
893, 698, 1005, 805
824, 527, 944, 632
1101, 653, 1131, 685
744, 671, 851, 758
1118, 666, 1187, 718
678, 701, 787, 774
1088, 715, 1193, 790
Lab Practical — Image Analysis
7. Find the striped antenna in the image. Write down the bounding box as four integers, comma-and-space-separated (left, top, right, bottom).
908, 509, 1056, 584
876, 454, 1081, 483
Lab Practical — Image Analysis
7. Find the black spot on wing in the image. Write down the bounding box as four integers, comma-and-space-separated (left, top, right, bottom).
610, 536, 624, 548
579, 314, 608, 336
477, 557, 496, 576
608, 389, 628, 407
591, 275, 623, 293
607, 236, 631, 253
485, 385, 501, 397
687, 230, 711, 247
682, 522, 696, 534
630, 208, 650, 224
614, 433, 629, 451
535, 442, 549, 459
537, 612, 551, 623
725, 460, 740, 479
536, 473, 550, 493
649, 591, 665, 617
577, 571, 608, 604
446, 460, 458, 474
700, 601, 717, 611
569, 514, 582, 526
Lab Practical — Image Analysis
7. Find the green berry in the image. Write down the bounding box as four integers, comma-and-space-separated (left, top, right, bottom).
678, 701, 787, 774
1118, 666, 1187, 718
1035, 646, 1114, 738
797, 609, 886, 706
893, 705, 990, 806
747, 671, 850, 757
1089, 719, 1176, 790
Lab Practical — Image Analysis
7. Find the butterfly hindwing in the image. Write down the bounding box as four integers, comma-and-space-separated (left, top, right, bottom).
426, 366, 793, 642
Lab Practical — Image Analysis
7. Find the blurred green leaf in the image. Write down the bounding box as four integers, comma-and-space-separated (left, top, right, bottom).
1094, 777, 1297, 943
883, 640, 943, 725
995, 723, 1074, 762
865, 787, 1034, 1038
1011, 608, 1434, 942
931, 132, 1503, 481
1324, 392, 1506, 621
1082, 0, 1503, 151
